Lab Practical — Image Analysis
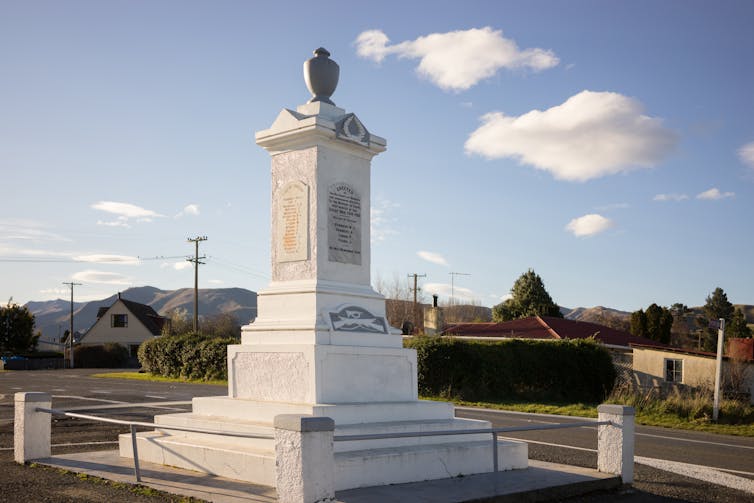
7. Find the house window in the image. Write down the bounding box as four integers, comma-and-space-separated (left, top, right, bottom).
665, 358, 683, 383
111, 314, 128, 328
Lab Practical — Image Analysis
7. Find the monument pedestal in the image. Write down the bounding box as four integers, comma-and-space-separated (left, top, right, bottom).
119, 49, 527, 491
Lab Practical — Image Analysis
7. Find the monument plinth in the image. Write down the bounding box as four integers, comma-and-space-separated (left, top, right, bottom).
120, 48, 527, 491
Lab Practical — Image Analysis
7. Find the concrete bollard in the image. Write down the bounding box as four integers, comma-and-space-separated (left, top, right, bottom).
14, 392, 52, 464
597, 404, 635, 484
274, 414, 335, 503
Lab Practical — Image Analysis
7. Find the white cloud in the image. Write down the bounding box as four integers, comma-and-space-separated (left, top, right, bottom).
424, 282, 476, 302
72, 254, 140, 265
417, 251, 449, 266
738, 141, 754, 169
71, 269, 132, 285
565, 214, 614, 237
595, 202, 630, 211
653, 193, 689, 202
173, 261, 192, 271
208, 279, 224, 285
696, 187, 734, 200
371, 198, 399, 243
355, 27, 558, 92
0, 219, 71, 242
465, 90, 677, 182
91, 201, 162, 218
176, 204, 200, 218
97, 218, 131, 228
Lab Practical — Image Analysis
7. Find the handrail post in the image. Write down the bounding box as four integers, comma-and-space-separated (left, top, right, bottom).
130, 424, 142, 483
492, 431, 499, 472
597, 404, 635, 484
14, 392, 51, 463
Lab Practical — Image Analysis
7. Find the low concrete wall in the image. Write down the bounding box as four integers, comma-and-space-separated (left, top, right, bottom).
2, 358, 65, 370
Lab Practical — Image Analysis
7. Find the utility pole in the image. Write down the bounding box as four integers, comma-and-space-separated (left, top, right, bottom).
407, 273, 426, 329
712, 318, 725, 421
62, 281, 82, 368
187, 236, 208, 333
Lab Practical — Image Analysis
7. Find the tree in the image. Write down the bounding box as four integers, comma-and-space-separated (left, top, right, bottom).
644, 303, 673, 344
492, 270, 562, 322
727, 308, 752, 339
0, 301, 39, 354
630, 309, 647, 338
698, 287, 736, 351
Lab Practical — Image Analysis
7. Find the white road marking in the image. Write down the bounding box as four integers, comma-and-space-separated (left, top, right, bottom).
52, 395, 128, 405
90, 390, 112, 394
636, 456, 754, 494
144, 395, 167, 399
636, 431, 754, 451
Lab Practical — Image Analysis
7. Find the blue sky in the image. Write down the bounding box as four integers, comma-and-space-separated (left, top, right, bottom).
2, 0, 753, 312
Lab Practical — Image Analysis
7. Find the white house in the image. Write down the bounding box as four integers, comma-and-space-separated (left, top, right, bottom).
79, 293, 167, 357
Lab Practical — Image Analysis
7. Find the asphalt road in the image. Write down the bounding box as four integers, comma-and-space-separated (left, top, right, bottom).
2, 369, 754, 502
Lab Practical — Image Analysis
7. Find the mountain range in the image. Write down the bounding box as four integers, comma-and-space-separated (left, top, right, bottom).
26, 286, 257, 342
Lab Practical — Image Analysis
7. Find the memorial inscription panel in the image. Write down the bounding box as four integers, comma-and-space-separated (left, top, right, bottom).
328, 182, 361, 265
276, 181, 308, 262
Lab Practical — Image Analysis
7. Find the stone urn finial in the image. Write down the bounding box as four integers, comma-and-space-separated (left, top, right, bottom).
304, 47, 339, 106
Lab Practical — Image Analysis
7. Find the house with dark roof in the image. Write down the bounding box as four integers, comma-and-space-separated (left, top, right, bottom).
79, 293, 167, 357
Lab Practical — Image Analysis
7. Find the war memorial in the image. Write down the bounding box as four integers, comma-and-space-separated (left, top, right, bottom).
14, 48, 633, 503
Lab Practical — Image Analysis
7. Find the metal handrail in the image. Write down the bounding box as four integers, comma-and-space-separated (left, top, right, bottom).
35, 406, 613, 482
35, 406, 273, 483
334, 419, 612, 474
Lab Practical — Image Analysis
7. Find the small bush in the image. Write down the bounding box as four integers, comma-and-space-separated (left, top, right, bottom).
74, 343, 130, 368
405, 337, 616, 403
138, 333, 235, 381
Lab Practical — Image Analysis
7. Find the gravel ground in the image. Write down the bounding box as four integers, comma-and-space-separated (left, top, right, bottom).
2, 415, 752, 502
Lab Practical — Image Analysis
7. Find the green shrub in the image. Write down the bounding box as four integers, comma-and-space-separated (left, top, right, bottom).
137, 333, 235, 381
74, 343, 130, 368
405, 337, 616, 403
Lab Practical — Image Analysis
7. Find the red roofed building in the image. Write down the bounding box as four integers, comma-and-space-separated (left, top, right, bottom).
442, 316, 661, 350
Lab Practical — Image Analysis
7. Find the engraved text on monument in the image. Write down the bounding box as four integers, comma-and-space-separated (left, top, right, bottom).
328, 182, 361, 265
277, 181, 308, 262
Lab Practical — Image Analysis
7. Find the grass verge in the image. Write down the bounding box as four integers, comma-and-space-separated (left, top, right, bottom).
91, 372, 226, 386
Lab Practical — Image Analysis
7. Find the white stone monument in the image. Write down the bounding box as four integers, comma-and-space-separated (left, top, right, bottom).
120, 48, 527, 491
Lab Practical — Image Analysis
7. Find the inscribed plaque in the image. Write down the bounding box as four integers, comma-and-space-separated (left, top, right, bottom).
328, 182, 361, 265
276, 181, 308, 262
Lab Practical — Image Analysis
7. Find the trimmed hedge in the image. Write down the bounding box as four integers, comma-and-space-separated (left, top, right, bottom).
138, 333, 236, 381
74, 343, 130, 368
405, 337, 616, 403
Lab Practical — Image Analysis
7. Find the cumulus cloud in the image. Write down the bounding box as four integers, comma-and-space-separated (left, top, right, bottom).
653, 193, 689, 202
738, 141, 754, 169
565, 214, 613, 237
92, 201, 163, 226
696, 188, 734, 200
176, 204, 200, 218
355, 27, 558, 91
417, 251, 449, 266
71, 269, 132, 285
465, 90, 677, 182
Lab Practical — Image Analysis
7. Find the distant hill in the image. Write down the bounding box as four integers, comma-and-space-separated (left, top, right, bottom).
27, 286, 257, 341
563, 306, 631, 331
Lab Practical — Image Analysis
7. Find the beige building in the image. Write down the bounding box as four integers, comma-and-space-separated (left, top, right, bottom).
632, 344, 754, 404
80, 293, 167, 357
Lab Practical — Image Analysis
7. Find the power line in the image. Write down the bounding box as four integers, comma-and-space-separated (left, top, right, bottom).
187, 236, 208, 332
449, 272, 471, 306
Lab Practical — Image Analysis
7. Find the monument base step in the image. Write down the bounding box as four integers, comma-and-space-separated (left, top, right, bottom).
191, 396, 455, 424
119, 410, 528, 491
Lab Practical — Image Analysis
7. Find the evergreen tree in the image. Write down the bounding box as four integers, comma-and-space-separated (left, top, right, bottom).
630, 309, 647, 338
727, 308, 752, 339
492, 269, 562, 322
698, 287, 736, 351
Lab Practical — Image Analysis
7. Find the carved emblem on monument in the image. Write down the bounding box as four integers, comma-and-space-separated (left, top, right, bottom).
328, 305, 388, 334
335, 113, 370, 147
277, 181, 308, 262
327, 182, 361, 265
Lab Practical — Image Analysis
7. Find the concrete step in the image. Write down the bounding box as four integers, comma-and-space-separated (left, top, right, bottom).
119, 431, 276, 486
192, 396, 455, 424
153, 413, 275, 450
335, 439, 529, 491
